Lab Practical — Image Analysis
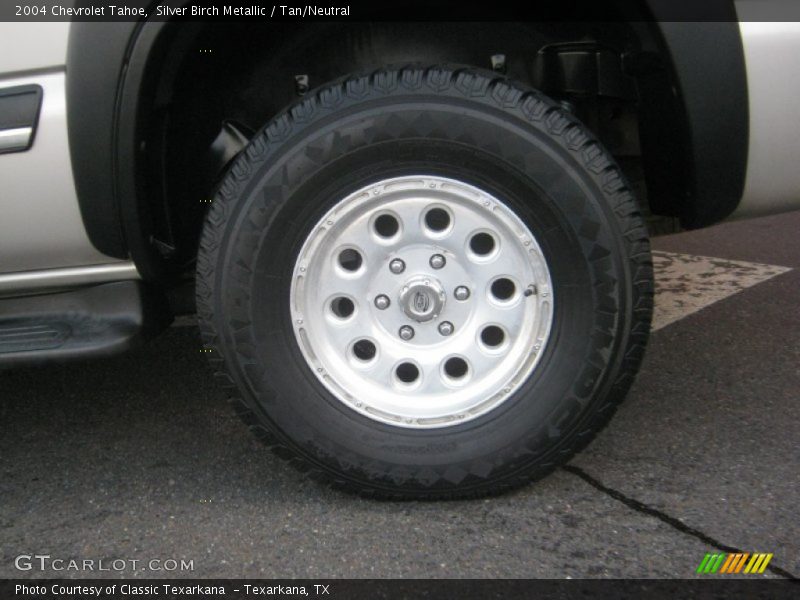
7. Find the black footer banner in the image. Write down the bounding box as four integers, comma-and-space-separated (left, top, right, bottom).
2, 579, 799, 600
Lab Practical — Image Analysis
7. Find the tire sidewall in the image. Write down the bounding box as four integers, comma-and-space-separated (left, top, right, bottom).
209, 73, 634, 492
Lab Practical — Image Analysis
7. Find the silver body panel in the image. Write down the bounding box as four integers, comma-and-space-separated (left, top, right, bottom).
0, 23, 70, 75
0, 20, 138, 290
0, 70, 127, 275
733, 16, 800, 219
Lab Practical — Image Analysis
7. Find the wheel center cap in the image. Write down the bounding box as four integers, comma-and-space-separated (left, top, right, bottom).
399, 276, 445, 322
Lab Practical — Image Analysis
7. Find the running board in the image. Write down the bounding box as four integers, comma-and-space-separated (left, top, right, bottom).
0, 281, 170, 367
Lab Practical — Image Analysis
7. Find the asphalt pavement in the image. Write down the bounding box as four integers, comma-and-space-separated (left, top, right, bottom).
1, 210, 798, 580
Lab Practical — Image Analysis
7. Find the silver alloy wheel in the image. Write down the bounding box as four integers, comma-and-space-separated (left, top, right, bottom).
290, 176, 554, 428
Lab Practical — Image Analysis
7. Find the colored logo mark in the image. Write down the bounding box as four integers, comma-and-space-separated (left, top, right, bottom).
696, 553, 773, 574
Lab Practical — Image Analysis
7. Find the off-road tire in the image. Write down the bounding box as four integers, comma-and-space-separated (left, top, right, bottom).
196, 65, 653, 499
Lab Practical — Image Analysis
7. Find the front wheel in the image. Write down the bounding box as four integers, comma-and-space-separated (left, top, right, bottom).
196, 65, 653, 498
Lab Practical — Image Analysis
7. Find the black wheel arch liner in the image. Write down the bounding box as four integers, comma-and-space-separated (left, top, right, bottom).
66, 2, 749, 278
66, 16, 168, 278
642, 0, 749, 228
66, 21, 140, 261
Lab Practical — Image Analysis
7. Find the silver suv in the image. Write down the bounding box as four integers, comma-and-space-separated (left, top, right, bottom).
1, 5, 798, 498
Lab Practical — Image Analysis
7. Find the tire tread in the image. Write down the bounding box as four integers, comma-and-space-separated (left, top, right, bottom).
196, 65, 653, 499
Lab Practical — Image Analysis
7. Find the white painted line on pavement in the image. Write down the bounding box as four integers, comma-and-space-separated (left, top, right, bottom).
652, 251, 792, 331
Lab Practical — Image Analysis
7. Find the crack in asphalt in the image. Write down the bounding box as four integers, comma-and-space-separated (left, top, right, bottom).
561, 465, 799, 580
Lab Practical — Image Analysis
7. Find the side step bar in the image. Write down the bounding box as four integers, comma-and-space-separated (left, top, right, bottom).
0, 281, 171, 367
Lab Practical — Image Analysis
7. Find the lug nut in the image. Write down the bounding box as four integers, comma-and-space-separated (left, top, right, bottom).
389, 259, 406, 274
438, 321, 454, 336
374, 295, 390, 310
399, 325, 415, 341
454, 286, 470, 301
429, 254, 446, 269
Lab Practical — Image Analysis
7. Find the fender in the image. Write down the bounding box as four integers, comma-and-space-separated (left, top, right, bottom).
66, 20, 141, 259
643, 0, 748, 228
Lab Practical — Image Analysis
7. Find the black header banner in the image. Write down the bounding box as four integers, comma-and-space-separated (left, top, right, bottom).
3, 0, 800, 22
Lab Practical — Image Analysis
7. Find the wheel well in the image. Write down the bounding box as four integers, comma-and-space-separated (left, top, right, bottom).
127, 19, 673, 284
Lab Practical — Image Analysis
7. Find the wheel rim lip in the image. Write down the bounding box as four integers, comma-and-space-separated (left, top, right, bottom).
289, 175, 554, 429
